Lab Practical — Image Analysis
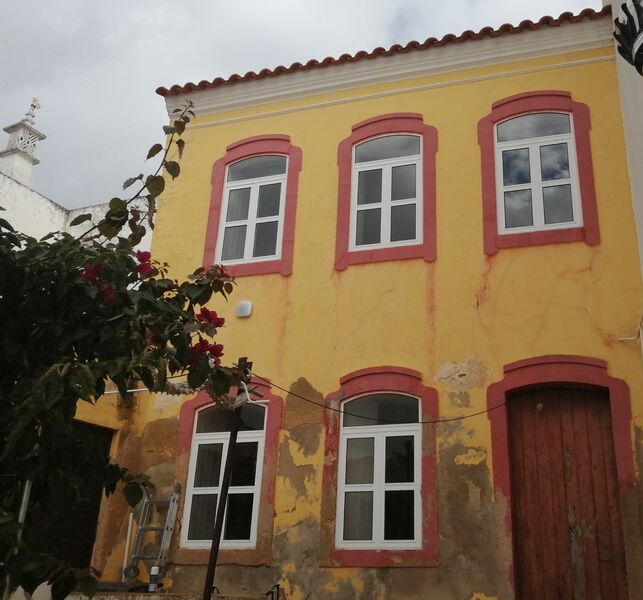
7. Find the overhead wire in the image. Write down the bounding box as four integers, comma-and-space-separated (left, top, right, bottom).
249, 371, 505, 425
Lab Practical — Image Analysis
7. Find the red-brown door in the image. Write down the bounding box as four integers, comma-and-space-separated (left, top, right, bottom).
508, 387, 628, 599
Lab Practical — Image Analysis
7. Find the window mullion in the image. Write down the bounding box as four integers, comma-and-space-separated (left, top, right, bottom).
245, 184, 259, 259
381, 166, 392, 244
373, 433, 385, 544
531, 143, 545, 227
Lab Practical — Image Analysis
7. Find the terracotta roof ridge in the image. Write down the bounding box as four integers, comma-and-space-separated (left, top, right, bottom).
156, 6, 611, 98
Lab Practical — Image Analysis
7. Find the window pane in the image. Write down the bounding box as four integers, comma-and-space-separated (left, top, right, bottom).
543, 184, 574, 224
540, 143, 570, 181
226, 188, 250, 221
227, 156, 286, 181
385, 436, 414, 483
221, 225, 246, 261
343, 491, 373, 540
194, 443, 223, 487
504, 189, 533, 228
355, 135, 420, 162
356, 209, 381, 245
257, 183, 281, 217
390, 204, 416, 242
391, 164, 416, 200
196, 403, 265, 433
253, 221, 278, 257
502, 148, 530, 186
223, 493, 253, 540
188, 494, 217, 540
230, 442, 258, 486
357, 169, 382, 205
497, 113, 571, 142
343, 393, 418, 427
384, 490, 414, 540
345, 438, 374, 484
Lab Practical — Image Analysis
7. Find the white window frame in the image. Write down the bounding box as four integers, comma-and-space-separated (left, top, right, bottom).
335, 395, 422, 550
495, 112, 583, 234
215, 157, 288, 265
181, 403, 267, 550
349, 135, 423, 251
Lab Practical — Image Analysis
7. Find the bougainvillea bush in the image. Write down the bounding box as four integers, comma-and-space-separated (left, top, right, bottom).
0, 103, 244, 599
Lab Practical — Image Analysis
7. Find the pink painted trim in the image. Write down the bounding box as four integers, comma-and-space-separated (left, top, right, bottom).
175, 379, 284, 565
487, 354, 636, 592
335, 114, 438, 271
478, 91, 600, 255
321, 367, 438, 567
202, 135, 303, 277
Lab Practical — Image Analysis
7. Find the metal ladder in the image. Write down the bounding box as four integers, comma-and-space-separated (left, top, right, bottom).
123, 483, 181, 588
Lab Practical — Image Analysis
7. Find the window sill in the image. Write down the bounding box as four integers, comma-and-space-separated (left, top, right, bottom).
323, 547, 437, 568
219, 256, 292, 277
335, 243, 433, 271
490, 225, 592, 253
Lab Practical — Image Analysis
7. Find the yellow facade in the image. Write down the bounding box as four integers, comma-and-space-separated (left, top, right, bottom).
90, 11, 643, 600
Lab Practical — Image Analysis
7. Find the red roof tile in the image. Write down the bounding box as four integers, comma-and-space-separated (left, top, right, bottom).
156, 6, 611, 97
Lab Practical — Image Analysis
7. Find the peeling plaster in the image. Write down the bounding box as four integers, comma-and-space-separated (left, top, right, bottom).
435, 356, 489, 407
455, 448, 487, 466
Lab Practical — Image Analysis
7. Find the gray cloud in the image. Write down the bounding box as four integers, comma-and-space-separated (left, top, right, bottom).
0, 0, 601, 208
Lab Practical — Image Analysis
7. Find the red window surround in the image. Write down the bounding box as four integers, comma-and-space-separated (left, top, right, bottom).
335, 113, 438, 271
487, 355, 635, 591
477, 91, 600, 255
319, 366, 438, 567
203, 134, 303, 277
173, 379, 284, 566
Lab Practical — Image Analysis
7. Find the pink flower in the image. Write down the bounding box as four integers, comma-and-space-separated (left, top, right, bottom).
137, 262, 155, 277
197, 307, 225, 328
100, 285, 117, 304
80, 265, 104, 283
135, 251, 151, 263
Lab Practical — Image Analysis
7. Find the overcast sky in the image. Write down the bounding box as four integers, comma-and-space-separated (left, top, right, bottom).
0, 0, 602, 209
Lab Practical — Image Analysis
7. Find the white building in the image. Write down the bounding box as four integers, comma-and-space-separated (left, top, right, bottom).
0, 100, 151, 250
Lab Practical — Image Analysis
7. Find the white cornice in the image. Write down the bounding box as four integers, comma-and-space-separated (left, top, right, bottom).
164, 18, 613, 118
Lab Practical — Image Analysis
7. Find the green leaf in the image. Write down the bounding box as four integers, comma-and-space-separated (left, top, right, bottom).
176, 138, 185, 159
146, 143, 163, 159
109, 197, 126, 210
145, 175, 165, 198
162, 125, 177, 135
188, 365, 208, 389
97, 221, 118, 239
123, 481, 144, 507
165, 161, 180, 180
68, 213, 92, 227
0, 217, 16, 231
122, 174, 143, 190
174, 120, 186, 135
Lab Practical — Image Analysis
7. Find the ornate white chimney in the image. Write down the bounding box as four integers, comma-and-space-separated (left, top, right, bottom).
0, 99, 46, 186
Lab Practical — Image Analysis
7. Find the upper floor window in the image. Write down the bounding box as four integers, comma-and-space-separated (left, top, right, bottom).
337, 393, 421, 549
496, 113, 581, 232
203, 135, 302, 277
335, 114, 438, 270
218, 155, 287, 263
351, 135, 422, 249
478, 91, 600, 255
182, 402, 266, 549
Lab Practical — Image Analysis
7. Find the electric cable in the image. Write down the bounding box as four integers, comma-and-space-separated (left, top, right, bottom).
249, 371, 505, 425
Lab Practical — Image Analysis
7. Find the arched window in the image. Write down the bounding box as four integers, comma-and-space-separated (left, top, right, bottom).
337, 392, 421, 549
478, 91, 599, 254
335, 114, 438, 270
182, 402, 266, 549
203, 135, 302, 277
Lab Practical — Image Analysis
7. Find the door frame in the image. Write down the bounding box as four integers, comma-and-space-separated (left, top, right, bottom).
487, 355, 635, 596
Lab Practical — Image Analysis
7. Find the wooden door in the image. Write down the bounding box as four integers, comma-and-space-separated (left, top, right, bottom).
508, 387, 628, 599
